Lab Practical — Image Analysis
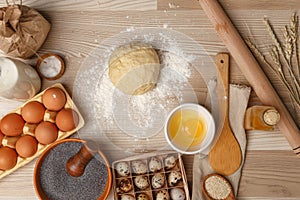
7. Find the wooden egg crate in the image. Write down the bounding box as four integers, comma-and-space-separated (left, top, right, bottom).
112, 151, 190, 200
0, 83, 84, 179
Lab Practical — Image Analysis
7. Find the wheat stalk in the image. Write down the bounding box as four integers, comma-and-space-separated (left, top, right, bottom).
246, 14, 300, 115
290, 13, 300, 77
245, 39, 275, 70
246, 39, 298, 105
264, 18, 300, 96
284, 25, 293, 65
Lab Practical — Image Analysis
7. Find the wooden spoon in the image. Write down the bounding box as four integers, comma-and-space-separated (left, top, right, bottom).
202, 173, 235, 200
208, 53, 242, 176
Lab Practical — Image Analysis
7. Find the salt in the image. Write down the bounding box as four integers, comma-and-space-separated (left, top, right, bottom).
39, 55, 62, 78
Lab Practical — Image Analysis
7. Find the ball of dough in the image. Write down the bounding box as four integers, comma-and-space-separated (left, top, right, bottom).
149, 156, 163, 172
134, 175, 149, 190
156, 190, 169, 200
151, 173, 165, 189
108, 42, 160, 95
168, 171, 182, 186
116, 162, 130, 177
170, 188, 186, 200
132, 160, 147, 175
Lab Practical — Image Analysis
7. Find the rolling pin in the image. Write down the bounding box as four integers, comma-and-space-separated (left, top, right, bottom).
198, 0, 300, 155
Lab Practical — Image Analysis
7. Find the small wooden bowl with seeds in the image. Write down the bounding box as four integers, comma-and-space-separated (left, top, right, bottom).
202, 173, 235, 200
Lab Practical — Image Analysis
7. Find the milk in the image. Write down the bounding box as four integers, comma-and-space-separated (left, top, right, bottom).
0, 57, 41, 101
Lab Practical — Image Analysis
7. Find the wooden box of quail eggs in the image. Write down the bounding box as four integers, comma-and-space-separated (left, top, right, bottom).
112, 151, 190, 200
0, 83, 84, 179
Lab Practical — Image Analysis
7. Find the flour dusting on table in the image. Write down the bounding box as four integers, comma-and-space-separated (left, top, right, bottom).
73, 28, 207, 139
95, 50, 192, 130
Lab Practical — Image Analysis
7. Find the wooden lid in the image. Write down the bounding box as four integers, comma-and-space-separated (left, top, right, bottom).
263, 109, 280, 126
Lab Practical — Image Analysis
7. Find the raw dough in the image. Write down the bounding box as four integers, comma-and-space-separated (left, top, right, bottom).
108, 42, 160, 95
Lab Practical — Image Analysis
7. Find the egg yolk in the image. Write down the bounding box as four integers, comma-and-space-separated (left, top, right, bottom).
168, 109, 207, 148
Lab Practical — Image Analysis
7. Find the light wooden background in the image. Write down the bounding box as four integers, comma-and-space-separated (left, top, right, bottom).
0, 0, 300, 199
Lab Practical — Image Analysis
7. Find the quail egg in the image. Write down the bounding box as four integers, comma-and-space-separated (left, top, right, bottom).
120, 194, 135, 200
131, 160, 147, 175
164, 155, 177, 170
168, 171, 182, 186
136, 193, 150, 200
151, 173, 165, 189
116, 162, 130, 177
156, 189, 169, 200
149, 156, 162, 172
134, 175, 149, 190
170, 188, 185, 200
118, 178, 133, 193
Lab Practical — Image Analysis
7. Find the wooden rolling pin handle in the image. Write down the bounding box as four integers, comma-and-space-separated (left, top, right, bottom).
199, 0, 300, 155
66, 143, 96, 177
293, 146, 300, 155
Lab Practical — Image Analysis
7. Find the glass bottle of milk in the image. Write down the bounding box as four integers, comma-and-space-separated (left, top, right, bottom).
0, 57, 41, 101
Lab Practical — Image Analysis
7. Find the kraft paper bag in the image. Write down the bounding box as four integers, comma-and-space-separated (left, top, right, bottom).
0, 3, 51, 58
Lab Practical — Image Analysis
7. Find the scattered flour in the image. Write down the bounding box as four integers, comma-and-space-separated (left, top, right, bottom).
73, 28, 203, 139
95, 50, 193, 133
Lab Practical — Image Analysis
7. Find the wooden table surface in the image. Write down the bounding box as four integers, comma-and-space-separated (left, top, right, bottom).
1, 0, 300, 199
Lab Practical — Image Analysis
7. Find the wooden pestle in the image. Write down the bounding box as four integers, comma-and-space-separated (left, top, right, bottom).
66, 141, 97, 177
198, 0, 300, 155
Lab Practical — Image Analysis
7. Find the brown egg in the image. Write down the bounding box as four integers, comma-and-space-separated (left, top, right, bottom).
0, 130, 4, 146
21, 101, 46, 123
0, 113, 25, 136
35, 121, 58, 145
0, 147, 18, 170
42, 87, 66, 111
55, 108, 79, 132
16, 135, 38, 158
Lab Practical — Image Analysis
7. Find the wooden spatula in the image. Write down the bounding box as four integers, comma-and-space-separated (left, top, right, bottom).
208, 53, 242, 176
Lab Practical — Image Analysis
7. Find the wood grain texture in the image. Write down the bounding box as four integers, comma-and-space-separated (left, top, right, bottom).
0, 0, 299, 199
239, 150, 300, 199
0, 0, 156, 11
157, 0, 300, 10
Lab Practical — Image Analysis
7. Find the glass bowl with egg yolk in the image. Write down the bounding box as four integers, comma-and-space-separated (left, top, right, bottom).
164, 103, 215, 154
